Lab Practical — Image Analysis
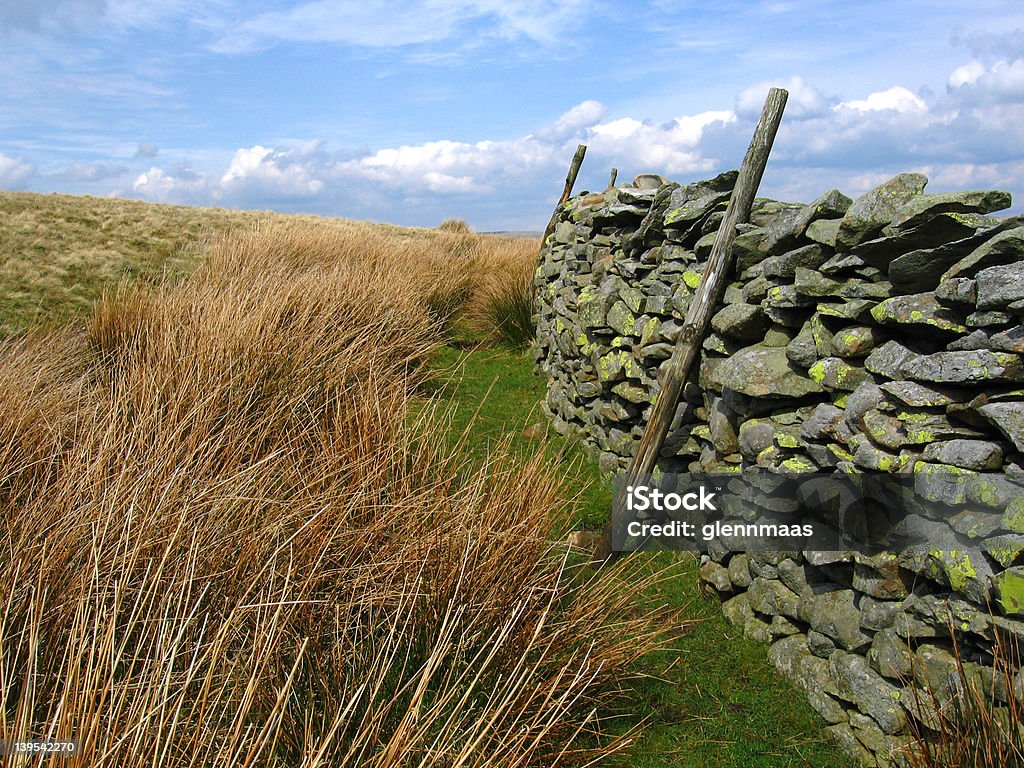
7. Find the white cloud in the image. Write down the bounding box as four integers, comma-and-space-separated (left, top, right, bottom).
135, 142, 159, 158
590, 117, 643, 141
587, 111, 735, 175
0, 153, 36, 187
835, 86, 927, 114
949, 58, 1024, 103
132, 166, 210, 203
949, 60, 985, 89
737, 76, 832, 120
220, 145, 325, 198
536, 100, 607, 141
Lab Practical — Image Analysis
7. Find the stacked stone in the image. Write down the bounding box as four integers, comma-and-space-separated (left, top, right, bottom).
534, 170, 740, 474
535, 170, 1024, 766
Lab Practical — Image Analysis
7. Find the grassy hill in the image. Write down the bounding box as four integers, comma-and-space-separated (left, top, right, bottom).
0, 192, 852, 767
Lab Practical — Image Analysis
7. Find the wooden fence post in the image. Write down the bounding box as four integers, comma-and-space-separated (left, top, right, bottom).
542, 144, 587, 244
593, 87, 789, 564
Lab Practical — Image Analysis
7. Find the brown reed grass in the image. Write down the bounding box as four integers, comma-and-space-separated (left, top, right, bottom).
0, 224, 664, 766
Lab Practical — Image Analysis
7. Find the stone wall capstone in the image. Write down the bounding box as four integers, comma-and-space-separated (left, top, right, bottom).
533, 169, 1024, 766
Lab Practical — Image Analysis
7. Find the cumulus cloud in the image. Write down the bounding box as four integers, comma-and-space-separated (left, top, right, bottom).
737, 76, 832, 120
220, 145, 325, 198
0, 153, 36, 188
835, 86, 927, 114
535, 100, 607, 141
948, 58, 1024, 103
587, 111, 735, 175
132, 165, 211, 203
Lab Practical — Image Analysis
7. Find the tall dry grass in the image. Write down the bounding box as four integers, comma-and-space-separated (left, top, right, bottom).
903, 626, 1024, 768
0, 225, 663, 766
464, 237, 539, 348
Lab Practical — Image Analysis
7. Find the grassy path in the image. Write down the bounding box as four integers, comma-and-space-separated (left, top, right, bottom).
429, 345, 853, 768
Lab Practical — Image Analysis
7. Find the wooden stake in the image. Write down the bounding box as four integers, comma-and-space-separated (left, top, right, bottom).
542, 144, 587, 244
593, 87, 789, 564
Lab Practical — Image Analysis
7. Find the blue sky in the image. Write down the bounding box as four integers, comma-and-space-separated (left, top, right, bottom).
2, 1, 1024, 230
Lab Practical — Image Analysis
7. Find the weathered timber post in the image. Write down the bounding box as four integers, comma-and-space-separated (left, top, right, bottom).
606, 167, 618, 190
542, 144, 587, 244
593, 87, 789, 564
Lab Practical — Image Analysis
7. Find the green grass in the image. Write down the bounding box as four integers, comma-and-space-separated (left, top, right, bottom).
428, 343, 854, 768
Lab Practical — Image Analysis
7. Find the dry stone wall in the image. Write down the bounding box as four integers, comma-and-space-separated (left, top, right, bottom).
534, 170, 1024, 765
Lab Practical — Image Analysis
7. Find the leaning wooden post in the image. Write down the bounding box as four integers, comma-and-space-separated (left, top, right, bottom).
593, 87, 789, 564
542, 144, 587, 244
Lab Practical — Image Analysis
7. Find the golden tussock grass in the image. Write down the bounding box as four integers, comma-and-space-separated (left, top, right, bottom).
0, 220, 664, 766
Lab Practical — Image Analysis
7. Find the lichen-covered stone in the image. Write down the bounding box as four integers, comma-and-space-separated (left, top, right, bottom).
708, 344, 824, 399
711, 302, 768, 341
888, 189, 1011, 231
995, 567, 1024, 615
976, 261, 1024, 310
902, 350, 1024, 384
831, 326, 884, 358
981, 534, 1024, 568
855, 212, 995, 270
808, 589, 872, 651
879, 380, 962, 407
921, 439, 1003, 471
762, 244, 827, 279
806, 217, 842, 247
941, 225, 1024, 282
934, 277, 977, 308
829, 651, 908, 734
978, 402, 1024, 452
870, 293, 967, 335
836, 172, 928, 251
534, 173, 1024, 768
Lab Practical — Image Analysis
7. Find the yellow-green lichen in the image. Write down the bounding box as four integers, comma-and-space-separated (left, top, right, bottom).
1002, 497, 1024, 534
776, 432, 800, 449
781, 456, 817, 473
937, 549, 978, 594
808, 360, 827, 384
997, 570, 1024, 614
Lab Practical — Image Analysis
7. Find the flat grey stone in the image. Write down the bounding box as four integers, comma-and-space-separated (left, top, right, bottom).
870, 293, 967, 335
762, 243, 827, 279
902, 350, 1024, 384
708, 344, 824, 398
977, 261, 1024, 310
941, 224, 1024, 282
888, 189, 1011, 231
836, 172, 928, 251
921, 439, 1003, 470
805, 217, 842, 247
934, 277, 977, 308
854, 212, 997, 269
978, 402, 1024, 452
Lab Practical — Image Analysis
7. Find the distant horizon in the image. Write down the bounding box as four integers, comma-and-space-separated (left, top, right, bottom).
2, 1, 1023, 230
